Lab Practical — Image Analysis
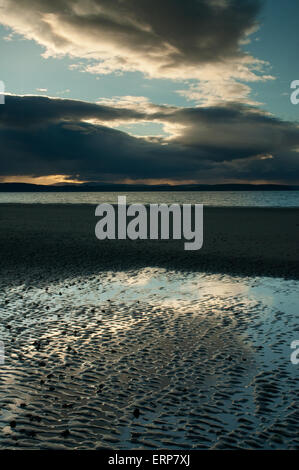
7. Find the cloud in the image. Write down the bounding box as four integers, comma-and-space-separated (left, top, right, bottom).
0, 94, 145, 128
0, 0, 276, 107
1, 94, 299, 184
176, 79, 267, 107
0, 0, 272, 94
160, 105, 299, 158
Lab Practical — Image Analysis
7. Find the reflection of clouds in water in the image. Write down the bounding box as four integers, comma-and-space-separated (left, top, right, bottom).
122, 267, 165, 287
182, 276, 248, 300
107, 270, 251, 313
0, 268, 298, 449
1, 269, 288, 319
104, 269, 247, 302
2, 269, 296, 318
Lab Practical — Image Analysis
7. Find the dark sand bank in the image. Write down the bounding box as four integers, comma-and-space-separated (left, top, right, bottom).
0, 204, 298, 279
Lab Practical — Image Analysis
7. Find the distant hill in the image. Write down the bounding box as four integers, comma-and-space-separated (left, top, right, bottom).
0, 182, 298, 192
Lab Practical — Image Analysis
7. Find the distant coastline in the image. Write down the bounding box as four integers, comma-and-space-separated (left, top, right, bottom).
0, 182, 298, 192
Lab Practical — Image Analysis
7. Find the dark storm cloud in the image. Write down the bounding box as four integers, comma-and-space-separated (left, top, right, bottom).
0, 95, 200, 180
161, 105, 299, 160
66, 0, 261, 64
0, 95, 145, 128
1, 95, 299, 183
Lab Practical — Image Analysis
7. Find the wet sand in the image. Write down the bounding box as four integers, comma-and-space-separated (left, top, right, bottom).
0, 204, 298, 279
0, 204, 298, 449
0, 269, 298, 449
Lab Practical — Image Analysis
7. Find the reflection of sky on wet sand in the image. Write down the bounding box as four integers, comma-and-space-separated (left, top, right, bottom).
0, 268, 298, 449
3, 267, 297, 364
90, 268, 251, 309
1, 267, 297, 326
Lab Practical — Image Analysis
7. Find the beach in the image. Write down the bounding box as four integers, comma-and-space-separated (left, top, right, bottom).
0, 204, 298, 449
1, 0, 299, 454
0, 204, 298, 279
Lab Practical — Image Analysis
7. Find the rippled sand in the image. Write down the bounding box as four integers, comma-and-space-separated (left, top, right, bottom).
0, 268, 298, 449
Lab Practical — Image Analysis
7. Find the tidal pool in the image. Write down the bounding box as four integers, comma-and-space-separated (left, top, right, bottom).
0, 268, 298, 449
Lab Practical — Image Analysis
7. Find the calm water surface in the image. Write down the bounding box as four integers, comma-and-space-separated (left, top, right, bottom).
0, 191, 299, 207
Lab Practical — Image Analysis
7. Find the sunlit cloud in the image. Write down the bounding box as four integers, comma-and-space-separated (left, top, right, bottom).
0, 174, 85, 185
0, 0, 273, 105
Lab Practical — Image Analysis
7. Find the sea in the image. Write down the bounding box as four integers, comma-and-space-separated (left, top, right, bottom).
0, 190, 299, 206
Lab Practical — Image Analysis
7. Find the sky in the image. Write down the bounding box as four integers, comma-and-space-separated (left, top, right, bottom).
0, 0, 298, 185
